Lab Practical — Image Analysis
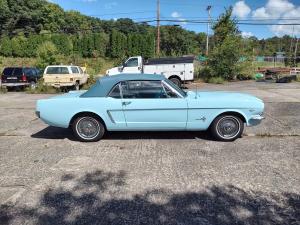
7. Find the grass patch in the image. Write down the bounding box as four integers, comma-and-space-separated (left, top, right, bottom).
0, 86, 8, 94
207, 77, 225, 84
25, 80, 61, 94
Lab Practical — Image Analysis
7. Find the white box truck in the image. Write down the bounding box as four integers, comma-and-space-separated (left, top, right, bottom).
106, 56, 194, 86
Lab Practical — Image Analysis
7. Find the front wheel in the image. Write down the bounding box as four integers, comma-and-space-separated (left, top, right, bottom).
72, 116, 105, 142
210, 115, 244, 142
74, 81, 80, 91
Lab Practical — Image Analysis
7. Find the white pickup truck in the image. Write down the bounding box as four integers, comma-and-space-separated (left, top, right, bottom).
106, 56, 194, 86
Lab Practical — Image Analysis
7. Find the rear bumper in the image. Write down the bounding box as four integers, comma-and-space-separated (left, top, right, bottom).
45, 82, 75, 88
248, 115, 265, 126
1, 82, 30, 87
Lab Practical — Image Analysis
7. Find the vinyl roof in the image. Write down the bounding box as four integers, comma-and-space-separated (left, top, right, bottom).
81, 74, 165, 98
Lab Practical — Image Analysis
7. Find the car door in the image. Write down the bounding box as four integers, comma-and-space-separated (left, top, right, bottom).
121, 80, 188, 130
105, 83, 127, 130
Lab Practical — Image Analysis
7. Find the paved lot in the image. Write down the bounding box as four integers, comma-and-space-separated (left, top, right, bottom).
0, 81, 299, 225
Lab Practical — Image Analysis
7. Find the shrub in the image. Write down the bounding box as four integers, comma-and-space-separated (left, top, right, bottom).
0, 86, 7, 93
25, 79, 60, 94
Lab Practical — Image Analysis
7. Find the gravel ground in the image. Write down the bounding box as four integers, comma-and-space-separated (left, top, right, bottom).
0, 81, 299, 225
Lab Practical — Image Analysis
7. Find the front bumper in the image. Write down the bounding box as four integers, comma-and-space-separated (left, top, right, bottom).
248, 114, 265, 126
1, 82, 30, 87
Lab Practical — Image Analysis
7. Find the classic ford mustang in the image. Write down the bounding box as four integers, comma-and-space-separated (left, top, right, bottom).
36, 74, 264, 142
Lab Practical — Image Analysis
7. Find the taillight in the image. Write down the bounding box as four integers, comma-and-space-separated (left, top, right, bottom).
22, 73, 27, 82
70, 78, 74, 81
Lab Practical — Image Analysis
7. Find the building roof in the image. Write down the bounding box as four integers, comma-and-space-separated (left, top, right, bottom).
81, 74, 165, 98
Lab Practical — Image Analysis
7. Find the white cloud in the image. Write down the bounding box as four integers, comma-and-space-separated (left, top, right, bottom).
104, 1, 118, 9
252, 0, 300, 36
171, 11, 181, 18
232, 1, 251, 18
241, 31, 254, 37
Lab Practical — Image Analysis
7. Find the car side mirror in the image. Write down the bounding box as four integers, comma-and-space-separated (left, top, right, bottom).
118, 66, 123, 72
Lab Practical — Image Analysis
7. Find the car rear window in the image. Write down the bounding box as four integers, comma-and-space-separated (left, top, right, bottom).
46, 67, 69, 75
3, 68, 14, 76
13, 68, 23, 76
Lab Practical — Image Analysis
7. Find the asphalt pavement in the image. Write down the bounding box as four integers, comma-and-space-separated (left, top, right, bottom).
0, 81, 299, 225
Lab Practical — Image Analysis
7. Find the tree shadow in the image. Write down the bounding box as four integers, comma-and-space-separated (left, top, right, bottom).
1, 170, 299, 225
31, 126, 214, 141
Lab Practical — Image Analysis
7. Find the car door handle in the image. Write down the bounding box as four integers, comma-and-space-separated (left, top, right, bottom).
122, 101, 132, 106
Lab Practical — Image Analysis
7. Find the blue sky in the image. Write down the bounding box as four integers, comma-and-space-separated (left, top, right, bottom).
49, 0, 300, 39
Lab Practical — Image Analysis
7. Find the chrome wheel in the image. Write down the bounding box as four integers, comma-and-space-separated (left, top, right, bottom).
75, 117, 100, 140
216, 116, 241, 139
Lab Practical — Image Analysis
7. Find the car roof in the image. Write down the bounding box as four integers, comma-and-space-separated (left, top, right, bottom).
46, 65, 79, 68
81, 74, 165, 98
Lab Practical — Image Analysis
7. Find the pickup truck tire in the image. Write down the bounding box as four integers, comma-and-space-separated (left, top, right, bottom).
169, 77, 181, 87
74, 81, 80, 91
210, 114, 244, 142
72, 115, 105, 142
30, 81, 37, 90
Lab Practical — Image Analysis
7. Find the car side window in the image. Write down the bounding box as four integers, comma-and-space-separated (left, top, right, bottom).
121, 80, 167, 99
162, 82, 180, 98
71, 67, 79, 74
125, 58, 138, 67
108, 84, 121, 99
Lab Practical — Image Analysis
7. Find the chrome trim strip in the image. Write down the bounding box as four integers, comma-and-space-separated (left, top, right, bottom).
107, 110, 116, 123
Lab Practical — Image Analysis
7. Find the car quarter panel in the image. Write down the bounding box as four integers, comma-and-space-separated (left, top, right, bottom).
36, 97, 126, 130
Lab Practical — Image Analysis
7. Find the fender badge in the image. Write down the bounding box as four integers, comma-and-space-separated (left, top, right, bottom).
196, 117, 206, 122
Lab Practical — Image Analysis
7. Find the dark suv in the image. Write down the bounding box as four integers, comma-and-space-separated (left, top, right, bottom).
1, 67, 42, 90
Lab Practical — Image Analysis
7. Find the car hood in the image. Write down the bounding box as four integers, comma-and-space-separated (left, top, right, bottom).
187, 90, 261, 101
186, 90, 264, 109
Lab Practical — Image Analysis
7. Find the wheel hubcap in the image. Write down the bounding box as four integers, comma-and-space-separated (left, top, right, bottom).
217, 116, 240, 139
76, 117, 100, 140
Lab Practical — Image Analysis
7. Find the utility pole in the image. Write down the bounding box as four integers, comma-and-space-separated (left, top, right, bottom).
206, 5, 212, 56
294, 37, 298, 66
156, 0, 160, 56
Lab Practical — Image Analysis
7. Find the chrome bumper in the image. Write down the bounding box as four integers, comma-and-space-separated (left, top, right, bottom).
1, 83, 30, 87
248, 115, 265, 126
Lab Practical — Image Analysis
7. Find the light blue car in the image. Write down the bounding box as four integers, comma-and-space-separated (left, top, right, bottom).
36, 74, 264, 142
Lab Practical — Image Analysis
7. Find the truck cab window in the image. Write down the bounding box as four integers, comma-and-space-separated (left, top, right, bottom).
125, 58, 138, 67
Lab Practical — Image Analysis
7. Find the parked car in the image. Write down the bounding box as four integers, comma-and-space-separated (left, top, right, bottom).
106, 56, 194, 87
43, 65, 88, 90
36, 74, 264, 142
1, 67, 42, 90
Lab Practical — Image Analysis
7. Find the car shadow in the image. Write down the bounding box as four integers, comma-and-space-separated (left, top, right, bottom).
31, 126, 214, 141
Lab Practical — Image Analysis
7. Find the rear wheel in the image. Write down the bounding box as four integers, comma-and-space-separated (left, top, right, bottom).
210, 114, 244, 142
72, 115, 105, 142
30, 81, 37, 90
169, 77, 181, 87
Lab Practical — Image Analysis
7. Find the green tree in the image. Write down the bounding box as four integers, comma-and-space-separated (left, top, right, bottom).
207, 8, 242, 80
36, 41, 60, 69
208, 36, 241, 80
0, 37, 12, 56
212, 7, 239, 44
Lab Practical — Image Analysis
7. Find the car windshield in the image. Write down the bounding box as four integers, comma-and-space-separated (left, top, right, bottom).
164, 79, 186, 97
